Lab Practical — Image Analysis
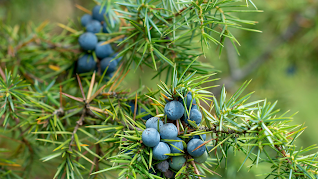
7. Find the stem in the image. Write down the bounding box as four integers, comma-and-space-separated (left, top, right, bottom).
89, 144, 101, 174
69, 108, 86, 151
190, 158, 201, 179
0, 66, 5, 82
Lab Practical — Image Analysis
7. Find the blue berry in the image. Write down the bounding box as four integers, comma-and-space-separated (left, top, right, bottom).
81, 14, 92, 26
102, 19, 119, 33
140, 108, 152, 120
92, 5, 107, 22
100, 57, 118, 75
193, 151, 208, 164
157, 161, 169, 172
86, 20, 102, 33
169, 137, 184, 153
193, 134, 206, 141
95, 42, 114, 59
78, 32, 98, 51
185, 92, 196, 109
77, 54, 96, 73
189, 109, 202, 124
102, 23, 108, 33
112, 53, 123, 63
164, 101, 184, 120
181, 113, 189, 124
124, 149, 135, 158
148, 168, 156, 175
179, 92, 196, 109
103, 72, 114, 82
192, 105, 198, 110
128, 101, 138, 114
160, 123, 178, 139
143, 115, 152, 120
169, 156, 186, 170
153, 142, 170, 160
164, 170, 175, 178
207, 145, 213, 152
146, 117, 163, 130
142, 128, 160, 147
187, 139, 206, 157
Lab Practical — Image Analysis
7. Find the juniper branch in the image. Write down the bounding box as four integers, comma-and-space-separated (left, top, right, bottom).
69, 108, 86, 151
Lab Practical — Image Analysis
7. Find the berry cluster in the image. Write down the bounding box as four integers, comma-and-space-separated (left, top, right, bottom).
166, 91, 202, 125
77, 5, 121, 80
140, 91, 207, 177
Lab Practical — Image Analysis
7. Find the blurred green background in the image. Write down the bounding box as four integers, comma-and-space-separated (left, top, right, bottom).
1, 0, 318, 178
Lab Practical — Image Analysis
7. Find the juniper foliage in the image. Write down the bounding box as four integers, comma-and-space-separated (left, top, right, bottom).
0, 0, 318, 179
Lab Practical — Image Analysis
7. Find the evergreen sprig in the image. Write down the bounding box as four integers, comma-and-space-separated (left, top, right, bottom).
0, 0, 317, 179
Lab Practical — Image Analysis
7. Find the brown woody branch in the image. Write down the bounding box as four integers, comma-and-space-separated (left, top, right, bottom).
69, 108, 86, 151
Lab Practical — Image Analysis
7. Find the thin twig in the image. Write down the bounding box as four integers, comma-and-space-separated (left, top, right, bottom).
133, 93, 138, 121
75, 4, 92, 14
76, 74, 86, 101
113, 69, 130, 91
192, 138, 213, 152
61, 92, 84, 103
101, 91, 129, 96
69, 108, 86, 151
89, 144, 101, 174
176, 119, 180, 135
190, 159, 201, 179
108, 64, 124, 92
195, 163, 222, 177
101, 35, 125, 45
59, 85, 63, 107
87, 72, 96, 99
87, 84, 107, 103
0, 134, 24, 144
23, 72, 46, 83
0, 66, 6, 81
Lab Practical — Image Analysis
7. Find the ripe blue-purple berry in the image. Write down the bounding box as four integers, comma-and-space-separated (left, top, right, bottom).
102, 23, 108, 33
112, 53, 123, 63
160, 123, 178, 139
86, 20, 101, 33
142, 128, 160, 147
187, 139, 206, 157
179, 92, 196, 109
164, 101, 184, 120
189, 109, 202, 124
92, 5, 107, 22
169, 137, 184, 153
81, 14, 92, 26
193, 134, 206, 141
128, 101, 137, 115
100, 57, 118, 75
77, 54, 96, 73
95, 42, 114, 59
153, 142, 170, 160
140, 108, 152, 120
78, 32, 98, 51
157, 161, 169, 172
146, 117, 163, 131
103, 72, 114, 82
